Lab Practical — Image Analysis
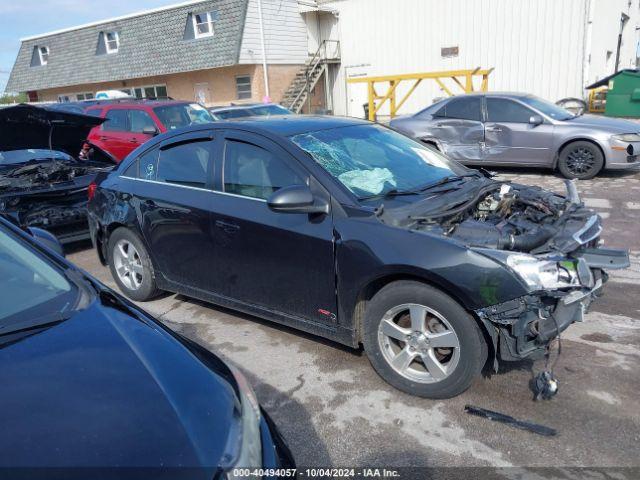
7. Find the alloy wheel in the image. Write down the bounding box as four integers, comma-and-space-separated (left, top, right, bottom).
377, 303, 460, 383
113, 239, 144, 291
566, 146, 596, 175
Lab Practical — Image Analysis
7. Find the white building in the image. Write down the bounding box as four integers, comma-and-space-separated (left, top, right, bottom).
300, 0, 640, 117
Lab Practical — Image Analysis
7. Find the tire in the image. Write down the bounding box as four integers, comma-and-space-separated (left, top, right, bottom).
107, 227, 160, 301
558, 141, 604, 180
362, 281, 487, 399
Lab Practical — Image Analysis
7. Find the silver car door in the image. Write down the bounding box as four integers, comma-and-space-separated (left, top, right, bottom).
430, 96, 484, 163
483, 97, 555, 166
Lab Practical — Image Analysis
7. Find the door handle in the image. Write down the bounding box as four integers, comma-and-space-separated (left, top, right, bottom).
99, 136, 109, 141
142, 199, 156, 208
486, 126, 503, 132
434, 123, 445, 128
215, 220, 240, 233
129, 138, 140, 144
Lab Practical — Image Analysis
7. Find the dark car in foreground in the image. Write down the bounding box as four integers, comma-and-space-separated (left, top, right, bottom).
209, 103, 293, 120
88, 116, 629, 398
390, 92, 640, 179
0, 215, 294, 478
0, 104, 116, 243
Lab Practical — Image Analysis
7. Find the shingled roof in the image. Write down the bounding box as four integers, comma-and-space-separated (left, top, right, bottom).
6, 0, 248, 93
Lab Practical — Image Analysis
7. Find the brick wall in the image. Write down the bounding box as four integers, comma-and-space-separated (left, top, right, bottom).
35, 64, 303, 107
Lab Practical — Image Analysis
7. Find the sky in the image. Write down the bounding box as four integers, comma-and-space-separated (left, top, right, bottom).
0, 0, 182, 93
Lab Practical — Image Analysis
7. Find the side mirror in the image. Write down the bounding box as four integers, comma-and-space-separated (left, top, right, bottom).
28, 227, 65, 257
529, 114, 544, 126
267, 185, 329, 214
142, 126, 159, 136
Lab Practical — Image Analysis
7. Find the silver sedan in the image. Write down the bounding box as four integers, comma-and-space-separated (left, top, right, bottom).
390, 92, 640, 179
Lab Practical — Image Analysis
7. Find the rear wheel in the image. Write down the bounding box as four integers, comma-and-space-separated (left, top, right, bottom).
107, 227, 160, 301
558, 141, 604, 180
362, 281, 487, 398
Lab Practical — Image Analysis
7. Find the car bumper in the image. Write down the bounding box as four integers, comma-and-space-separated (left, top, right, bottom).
605, 141, 640, 170
475, 248, 630, 361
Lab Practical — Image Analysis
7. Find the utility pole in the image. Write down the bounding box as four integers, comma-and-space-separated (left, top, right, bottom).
257, 0, 270, 101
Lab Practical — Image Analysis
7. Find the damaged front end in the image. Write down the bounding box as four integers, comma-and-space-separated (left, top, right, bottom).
0, 158, 112, 243
395, 178, 630, 362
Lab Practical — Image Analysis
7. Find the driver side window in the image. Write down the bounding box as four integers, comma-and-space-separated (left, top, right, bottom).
486, 98, 533, 123
223, 140, 304, 200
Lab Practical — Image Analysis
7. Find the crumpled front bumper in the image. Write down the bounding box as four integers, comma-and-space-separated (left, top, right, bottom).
475, 248, 629, 362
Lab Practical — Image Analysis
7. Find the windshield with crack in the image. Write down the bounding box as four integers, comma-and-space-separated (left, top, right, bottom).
291, 124, 467, 199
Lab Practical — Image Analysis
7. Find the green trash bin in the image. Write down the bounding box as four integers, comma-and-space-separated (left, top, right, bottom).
604, 70, 640, 117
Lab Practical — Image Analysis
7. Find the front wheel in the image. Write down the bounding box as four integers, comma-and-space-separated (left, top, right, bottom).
362, 281, 487, 398
558, 141, 604, 180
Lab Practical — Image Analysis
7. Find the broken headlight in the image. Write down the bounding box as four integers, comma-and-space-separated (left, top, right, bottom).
476, 248, 579, 291
505, 254, 575, 290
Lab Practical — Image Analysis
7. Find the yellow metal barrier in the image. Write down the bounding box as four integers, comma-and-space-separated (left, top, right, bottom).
347, 67, 494, 121
588, 87, 607, 113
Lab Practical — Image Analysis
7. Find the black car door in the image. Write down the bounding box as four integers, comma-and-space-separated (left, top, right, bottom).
125, 130, 219, 292
210, 130, 337, 324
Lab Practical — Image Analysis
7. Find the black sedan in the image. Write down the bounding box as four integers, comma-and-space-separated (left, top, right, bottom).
0, 215, 294, 478
88, 116, 629, 398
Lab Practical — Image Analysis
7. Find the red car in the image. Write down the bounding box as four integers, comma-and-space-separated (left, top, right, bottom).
86, 100, 213, 162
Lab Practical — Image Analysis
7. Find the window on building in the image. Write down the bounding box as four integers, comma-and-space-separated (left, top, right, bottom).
103, 109, 129, 131
486, 98, 533, 123
105, 32, 119, 54
434, 96, 481, 121
57, 95, 72, 103
76, 92, 94, 101
235, 76, 252, 100
132, 85, 168, 99
223, 140, 304, 200
193, 12, 214, 38
157, 140, 213, 189
38, 46, 49, 65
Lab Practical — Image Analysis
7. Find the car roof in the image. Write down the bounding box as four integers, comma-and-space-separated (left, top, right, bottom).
99, 99, 193, 108
209, 103, 282, 112
446, 92, 533, 99
214, 115, 370, 136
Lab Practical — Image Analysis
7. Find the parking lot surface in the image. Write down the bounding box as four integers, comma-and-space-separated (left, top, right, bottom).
68, 167, 640, 476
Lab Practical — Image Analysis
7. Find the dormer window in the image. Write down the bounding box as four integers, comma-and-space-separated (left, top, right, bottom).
38, 46, 49, 65
193, 12, 214, 38
105, 32, 119, 53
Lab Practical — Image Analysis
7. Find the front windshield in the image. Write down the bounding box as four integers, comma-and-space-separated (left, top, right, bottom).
153, 103, 213, 130
0, 226, 76, 323
520, 95, 575, 120
291, 124, 468, 199
0, 149, 71, 166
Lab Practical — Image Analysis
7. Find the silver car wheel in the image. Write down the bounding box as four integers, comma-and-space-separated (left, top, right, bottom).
377, 303, 460, 384
113, 239, 144, 291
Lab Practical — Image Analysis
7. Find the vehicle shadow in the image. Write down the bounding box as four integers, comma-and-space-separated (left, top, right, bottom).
172, 293, 363, 356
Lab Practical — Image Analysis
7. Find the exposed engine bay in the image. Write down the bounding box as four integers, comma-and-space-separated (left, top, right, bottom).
0, 159, 110, 194
380, 177, 629, 364
410, 180, 602, 255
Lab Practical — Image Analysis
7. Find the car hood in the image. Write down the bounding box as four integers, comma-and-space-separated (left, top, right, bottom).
0, 104, 105, 154
0, 299, 240, 470
561, 113, 640, 133
379, 177, 601, 255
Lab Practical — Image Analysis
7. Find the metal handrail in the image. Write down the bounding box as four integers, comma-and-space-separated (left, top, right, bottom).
289, 40, 340, 111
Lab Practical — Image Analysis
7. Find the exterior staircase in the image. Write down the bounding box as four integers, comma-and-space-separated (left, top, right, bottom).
282, 40, 340, 113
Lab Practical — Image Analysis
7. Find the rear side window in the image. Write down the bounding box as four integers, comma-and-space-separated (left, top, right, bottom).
434, 96, 482, 121
223, 140, 304, 200
486, 98, 533, 123
156, 140, 213, 189
122, 148, 159, 179
103, 109, 129, 131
